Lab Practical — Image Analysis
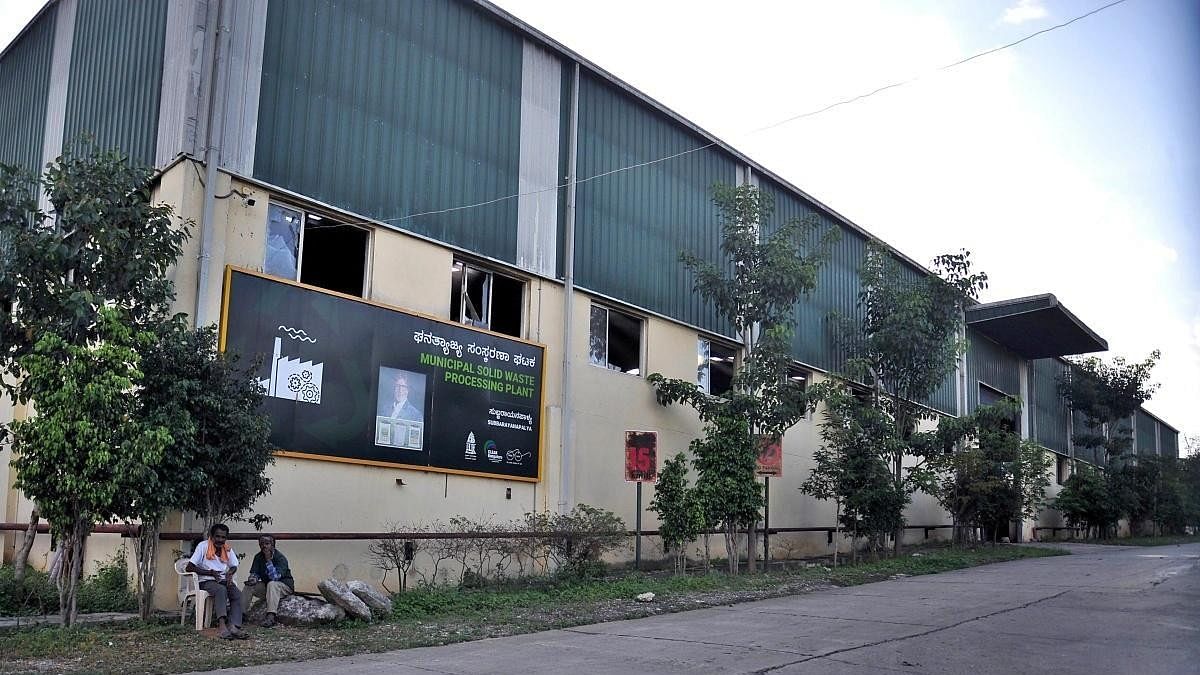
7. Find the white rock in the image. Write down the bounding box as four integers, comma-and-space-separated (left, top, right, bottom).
318, 578, 374, 622
635, 592, 655, 603
347, 579, 394, 618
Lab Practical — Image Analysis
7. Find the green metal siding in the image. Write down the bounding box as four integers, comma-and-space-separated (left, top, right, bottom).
1135, 410, 1157, 456
0, 5, 55, 172
62, 0, 166, 166
1160, 425, 1178, 459
573, 72, 737, 334
760, 177, 955, 413
966, 328, 1021, 411
255, 0, 523, 262
1031, 358, 1070, 455
763, 178, 862, 374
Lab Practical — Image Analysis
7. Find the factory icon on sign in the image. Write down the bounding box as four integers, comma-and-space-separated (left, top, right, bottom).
258, 329, 324, 404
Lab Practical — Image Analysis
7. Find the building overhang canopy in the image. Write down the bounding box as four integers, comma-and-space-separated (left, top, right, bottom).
965, 294, 1107, 359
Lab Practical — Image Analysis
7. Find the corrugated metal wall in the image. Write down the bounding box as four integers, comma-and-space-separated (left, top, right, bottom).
62, 0, 166, 166
254, 0, 524, 263
763, 177, 862, 373
1160, 425, 1178, 459
1135, 409, 1157, 456
1032, 358, 1070, 455
759, 176, 955, 413
0, 5, 56, 171
572, 71, 736, 334
966, 328, 1021, 411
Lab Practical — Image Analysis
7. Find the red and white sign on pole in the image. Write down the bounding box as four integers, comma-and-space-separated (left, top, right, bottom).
755, 435, 783, 477
624, 430, 658, 482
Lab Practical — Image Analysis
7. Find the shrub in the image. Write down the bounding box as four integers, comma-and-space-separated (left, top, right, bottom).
525, 504, 626, 578
0, 549, 134, 616
77, 550, 137, 613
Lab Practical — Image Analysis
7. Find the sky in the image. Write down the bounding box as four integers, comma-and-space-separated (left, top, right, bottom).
1, 0, 1196, 451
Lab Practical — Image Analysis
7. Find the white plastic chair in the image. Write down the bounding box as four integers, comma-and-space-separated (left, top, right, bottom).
175, 558, 213, 630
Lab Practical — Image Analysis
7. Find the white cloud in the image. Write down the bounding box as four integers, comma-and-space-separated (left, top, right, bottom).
1003, 0, 1049, 25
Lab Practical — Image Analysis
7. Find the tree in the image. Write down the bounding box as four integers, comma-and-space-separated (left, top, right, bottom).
802, 384, 906, 562
0, 145, 189, 626
836, 241, 987, 554
649, 452, 704, 574
131, 320, 275, 618
1057, 352, 1159, 466
151, 325, 275, 531
1054, 465, 1121, 537
922, 399, 1053, 543
648, 184, 836, 573
9, 312, 171, 625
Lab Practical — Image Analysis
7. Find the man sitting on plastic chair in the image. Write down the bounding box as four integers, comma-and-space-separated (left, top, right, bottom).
186, 523, 248, 639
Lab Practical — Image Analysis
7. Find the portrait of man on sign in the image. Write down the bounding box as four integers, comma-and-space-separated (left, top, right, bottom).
375, 367, 426, 450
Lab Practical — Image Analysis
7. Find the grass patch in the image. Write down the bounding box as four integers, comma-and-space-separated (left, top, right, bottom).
0, 544, 1066, 675
1074, 534, 1200, 547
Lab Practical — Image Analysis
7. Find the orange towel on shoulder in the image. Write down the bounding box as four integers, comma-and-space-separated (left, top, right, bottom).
204, 539, 230, 563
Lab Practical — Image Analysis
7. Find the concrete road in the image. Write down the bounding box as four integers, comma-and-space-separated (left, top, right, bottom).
200, 543, 1200, 674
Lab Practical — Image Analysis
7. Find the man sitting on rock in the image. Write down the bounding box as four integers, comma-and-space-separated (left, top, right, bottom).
242, 534, 295, 627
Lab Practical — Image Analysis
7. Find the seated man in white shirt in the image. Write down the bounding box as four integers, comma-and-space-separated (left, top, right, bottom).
186, 523, 247, 639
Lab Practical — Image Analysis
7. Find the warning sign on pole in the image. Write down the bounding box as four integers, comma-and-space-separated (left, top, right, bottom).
755, 435, 782, 477
624, 430, 658, 482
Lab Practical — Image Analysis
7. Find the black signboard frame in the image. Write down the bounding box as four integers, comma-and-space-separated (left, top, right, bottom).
219, 267, 546, 482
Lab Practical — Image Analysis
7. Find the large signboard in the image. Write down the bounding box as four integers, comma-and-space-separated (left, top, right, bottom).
220, 268, 545, 481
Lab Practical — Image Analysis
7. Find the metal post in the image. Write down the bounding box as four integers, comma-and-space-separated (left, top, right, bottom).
635, 481, 642, 570
558, 62, 580, 514
763, 477, 770, 569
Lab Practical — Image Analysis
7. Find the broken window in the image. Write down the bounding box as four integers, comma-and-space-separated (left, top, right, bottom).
589, 303, 642, 375
449, 260, 524, 337
697, 338, 736, 396
264, 203, 369, 297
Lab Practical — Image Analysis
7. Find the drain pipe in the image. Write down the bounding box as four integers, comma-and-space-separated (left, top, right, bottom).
558, 62, 580, 514
195, 0, 227, 328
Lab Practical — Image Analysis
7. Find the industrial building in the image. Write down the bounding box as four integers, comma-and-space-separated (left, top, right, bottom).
0, 0, 1180, 607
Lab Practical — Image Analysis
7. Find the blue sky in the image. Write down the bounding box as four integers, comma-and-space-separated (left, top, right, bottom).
1, 0, 1196, 449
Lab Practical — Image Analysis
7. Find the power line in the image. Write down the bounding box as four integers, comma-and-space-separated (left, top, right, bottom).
317, 0, 1133, 228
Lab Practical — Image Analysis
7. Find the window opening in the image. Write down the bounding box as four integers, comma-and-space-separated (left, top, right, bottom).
449, 260, 524, 337
978, 383, 1019, 434
697, 338, 736, 396
1056, 455, 1069, 485
787, 363, 810, 417
589, 303, 642, 375
264, 203, 369, 297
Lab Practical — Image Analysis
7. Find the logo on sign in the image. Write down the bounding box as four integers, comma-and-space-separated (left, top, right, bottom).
505, 448, 530, 465
485, 440, 502, 463
258, 329, 324, 404
465, 432, 477, 460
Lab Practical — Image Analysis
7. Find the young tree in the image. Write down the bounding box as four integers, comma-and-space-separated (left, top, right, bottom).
130, 320, 275, 617
648, 184, 837, 573
152, 325, 275, 532
0, 146, 189, 625
1054, 466, 1121, 538
837, 241, 987, 554
922, 399, 1053, 543
9, 312, 171, 625
802, 384, 906, 562
649, 452, 704, 574
1057, 352, 1159, 466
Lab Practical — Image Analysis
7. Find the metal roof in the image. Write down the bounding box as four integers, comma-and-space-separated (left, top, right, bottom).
965, 294, 1107, 359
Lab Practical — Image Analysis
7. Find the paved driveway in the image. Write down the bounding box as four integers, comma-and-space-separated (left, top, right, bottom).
200, 543, 1200, 674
